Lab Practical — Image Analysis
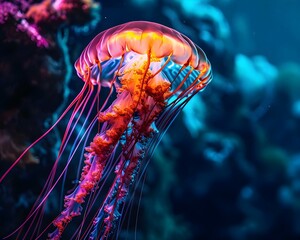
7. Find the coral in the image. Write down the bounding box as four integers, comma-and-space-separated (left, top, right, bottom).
0, 0, 100, 47
0, 0, 101, 162
0, 129, 38, 165
0, 0, 48, 47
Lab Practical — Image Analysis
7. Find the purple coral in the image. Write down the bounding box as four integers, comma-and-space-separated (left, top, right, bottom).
0, 1, 49, 47
0, 0, 100, 48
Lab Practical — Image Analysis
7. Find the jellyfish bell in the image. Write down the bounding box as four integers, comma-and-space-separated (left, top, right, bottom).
1, 21, 212, 239
75, 21, 210, 79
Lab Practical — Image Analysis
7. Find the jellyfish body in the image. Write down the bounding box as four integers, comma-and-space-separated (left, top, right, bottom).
1, 21, 212, 239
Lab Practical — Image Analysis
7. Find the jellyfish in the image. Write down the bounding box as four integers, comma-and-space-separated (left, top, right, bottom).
1, 21, 212, 239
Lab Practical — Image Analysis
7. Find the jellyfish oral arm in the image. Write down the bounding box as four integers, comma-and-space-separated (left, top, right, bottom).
48, 53, 169, 239
49, 44, 211, 238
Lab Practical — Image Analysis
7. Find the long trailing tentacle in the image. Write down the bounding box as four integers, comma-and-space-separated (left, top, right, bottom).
0, 81, 90, 184
4, 82, 95, 239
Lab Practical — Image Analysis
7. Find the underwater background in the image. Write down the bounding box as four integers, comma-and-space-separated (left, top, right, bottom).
0, 0, 300, 239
